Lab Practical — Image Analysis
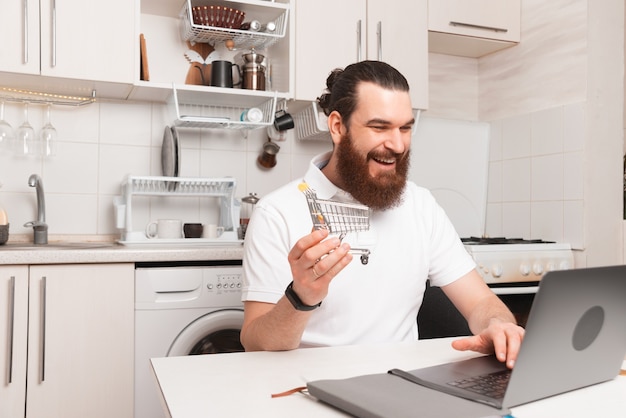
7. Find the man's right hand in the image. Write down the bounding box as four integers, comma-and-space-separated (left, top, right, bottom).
286, 229, 352, 306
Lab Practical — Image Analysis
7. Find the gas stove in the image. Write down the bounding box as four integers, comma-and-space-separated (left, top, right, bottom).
461, 237, 574, 286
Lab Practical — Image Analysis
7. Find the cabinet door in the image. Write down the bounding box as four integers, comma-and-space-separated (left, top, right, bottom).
26, 264, 134, 418
0, 0, 40, 74
39, 0, 135, 83
367, 0, 428, 110
0, 266, 29, 418
429, 0, 520, 43
294, 0, 366, 101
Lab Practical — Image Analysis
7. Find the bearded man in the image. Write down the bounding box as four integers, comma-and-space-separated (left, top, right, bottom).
241, 61, 524, 369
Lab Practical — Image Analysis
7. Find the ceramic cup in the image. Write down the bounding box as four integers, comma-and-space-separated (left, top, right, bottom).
203, 224, 225, 239
183, 223, 203, 238
146, 219, 183, 239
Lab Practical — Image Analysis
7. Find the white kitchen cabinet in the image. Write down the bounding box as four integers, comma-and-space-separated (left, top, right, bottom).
0, 266, 29, 418
0, 0, 135, 95
428, 0, 520, 58
0, 263, 134, 418
294, 0, 428, 110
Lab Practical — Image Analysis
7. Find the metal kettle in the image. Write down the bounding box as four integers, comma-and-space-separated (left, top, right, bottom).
241, 51, 266, 91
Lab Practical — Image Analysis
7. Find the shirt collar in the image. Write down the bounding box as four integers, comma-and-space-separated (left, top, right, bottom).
303, 152, 359, 204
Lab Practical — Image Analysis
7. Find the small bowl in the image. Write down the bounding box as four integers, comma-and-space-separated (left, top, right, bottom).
0, 224, 9, 245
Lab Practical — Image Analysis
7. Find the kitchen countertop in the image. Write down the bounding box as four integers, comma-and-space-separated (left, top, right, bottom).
0, 242, 244, 265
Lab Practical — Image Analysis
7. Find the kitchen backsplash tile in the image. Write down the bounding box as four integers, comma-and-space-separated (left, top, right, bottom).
502, 202, 531, 238
531, 154, 564, 201
531, 201, 564, 242
563, 151, 584, 200
487, 102, 586, 249
501, 158, 531, 202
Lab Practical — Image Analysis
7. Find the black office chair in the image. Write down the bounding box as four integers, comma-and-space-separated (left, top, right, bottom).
417, 280, 471, 339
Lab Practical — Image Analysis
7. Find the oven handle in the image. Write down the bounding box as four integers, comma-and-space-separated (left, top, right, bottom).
490, 286, 539, 295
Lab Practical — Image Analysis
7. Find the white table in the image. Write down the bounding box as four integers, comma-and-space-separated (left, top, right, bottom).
151, 337, 626, 417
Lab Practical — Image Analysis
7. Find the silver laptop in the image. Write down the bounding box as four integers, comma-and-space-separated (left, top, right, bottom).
389, 265, 626, 409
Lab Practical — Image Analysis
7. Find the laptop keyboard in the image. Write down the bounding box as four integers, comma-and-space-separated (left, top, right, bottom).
446, 369, 511, 399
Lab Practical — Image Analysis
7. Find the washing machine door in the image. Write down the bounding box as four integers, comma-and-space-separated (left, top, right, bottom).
167, 309, 244, 356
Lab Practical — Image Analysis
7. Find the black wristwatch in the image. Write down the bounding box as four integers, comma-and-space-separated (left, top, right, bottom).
285, 281, 322, 311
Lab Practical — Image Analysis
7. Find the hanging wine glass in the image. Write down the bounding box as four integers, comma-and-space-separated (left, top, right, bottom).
40, 104, 57, 157
14, 103, 37, 156
0, 101, 14, 152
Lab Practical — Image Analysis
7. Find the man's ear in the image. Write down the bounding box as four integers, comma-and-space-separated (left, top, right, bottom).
327, 110, 344, 145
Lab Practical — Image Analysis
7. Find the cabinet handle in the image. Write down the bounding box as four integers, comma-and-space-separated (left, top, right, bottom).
40, 276, 47, 382
51, 0, 57, 67
356, 20, 362, 62
7, 276, 15, 385
376, 21, 382, 61
449, 21, 508, 33
23, 0, 29, 64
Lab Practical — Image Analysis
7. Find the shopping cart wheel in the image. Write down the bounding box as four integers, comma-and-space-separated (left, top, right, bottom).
360, 255, 369, 265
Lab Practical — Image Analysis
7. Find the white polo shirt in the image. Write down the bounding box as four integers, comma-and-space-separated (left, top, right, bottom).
242, 152, 476, 347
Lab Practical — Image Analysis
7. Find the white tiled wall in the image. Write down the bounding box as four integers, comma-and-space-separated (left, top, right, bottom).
0, 99, 331, 241
486, 102, 585, 249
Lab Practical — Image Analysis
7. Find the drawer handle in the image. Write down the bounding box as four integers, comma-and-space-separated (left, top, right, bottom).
449, 21, 508, 33
40, 276, 47, 382
7, 276, 15, 384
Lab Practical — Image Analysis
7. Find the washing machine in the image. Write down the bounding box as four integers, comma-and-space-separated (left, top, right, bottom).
134, 261, 244, 418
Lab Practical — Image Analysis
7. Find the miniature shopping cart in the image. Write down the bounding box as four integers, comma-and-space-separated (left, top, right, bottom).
298, 183, 371, 265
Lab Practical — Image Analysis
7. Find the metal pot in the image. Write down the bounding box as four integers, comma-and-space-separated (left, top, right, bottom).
241, 51, 266, 91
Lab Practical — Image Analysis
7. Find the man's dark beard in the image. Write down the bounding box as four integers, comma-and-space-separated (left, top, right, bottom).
335, 131, 410, 210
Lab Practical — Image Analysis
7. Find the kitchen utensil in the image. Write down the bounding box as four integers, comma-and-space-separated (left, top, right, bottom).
0, 224, 8, 245
146, 219, 183, 239
40, 104, 57, 157
14, 103, 37, 156
273, 109, 295, 131
240, 107, 263, 123
257, 139, 280, 169
183, 223, 203, 238
210, 60, 240, 88
0, 102, 14, 151
203, 224, 225, 239
298, 182, 371, 264
161, 126, 180, 178
241, 51, 266, 91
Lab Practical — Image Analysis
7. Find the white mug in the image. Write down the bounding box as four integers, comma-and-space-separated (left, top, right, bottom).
146, 219, 183, 239
203, 224, 224, 239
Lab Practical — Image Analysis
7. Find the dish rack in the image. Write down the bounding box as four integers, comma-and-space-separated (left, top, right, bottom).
114, 175, 241, 244
169, 84, 278, 129
294, 102, 331, 141
180, 0, 289, 50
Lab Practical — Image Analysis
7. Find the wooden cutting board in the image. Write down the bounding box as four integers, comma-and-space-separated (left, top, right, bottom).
140, 33, 150, 81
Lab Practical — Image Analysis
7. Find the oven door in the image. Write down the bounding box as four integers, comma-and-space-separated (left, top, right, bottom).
490, 283, 538, 328
418, 281, 537, 339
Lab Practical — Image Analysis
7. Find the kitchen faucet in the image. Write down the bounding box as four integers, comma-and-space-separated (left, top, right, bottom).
24, 174, 48, 244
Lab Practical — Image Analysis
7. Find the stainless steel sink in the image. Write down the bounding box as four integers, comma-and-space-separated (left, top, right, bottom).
1, 242, 116, 250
